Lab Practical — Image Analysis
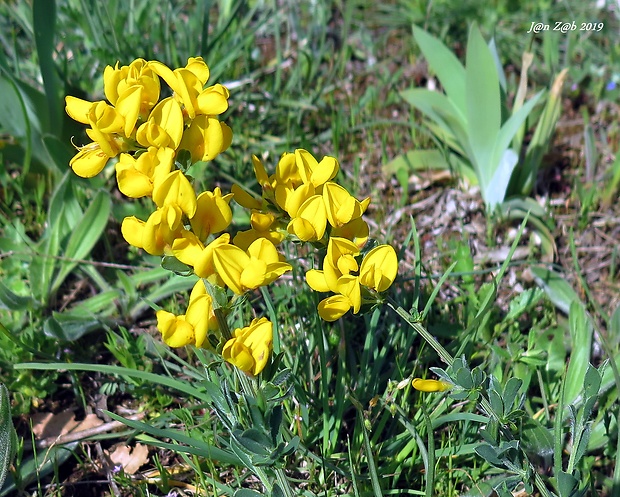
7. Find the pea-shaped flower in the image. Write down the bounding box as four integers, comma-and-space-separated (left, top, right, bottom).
213, 238, 292, 294
156, 280, 218, 348
359, 245, 398, 292
222, 317, 273, 376
412, 378, 452, 392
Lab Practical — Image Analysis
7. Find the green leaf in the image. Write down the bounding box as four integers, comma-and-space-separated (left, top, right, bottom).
0, 384, 16, 492
51, 190, 112, 294
33, 0, 62, 134
465, 24, 501, 199
583, 364, 601, 399
485, 148, 518, 207
502, 378, 523, 413
0, 281, 38, 311
234, 428, 272, 457
105, 412, 242, 466
530, 267, 580, 315
0, 442, 76, 497
234, 490, 263, 497
564, 302, 593, 404
521, 418, 554, 459
399, 89, 468, 147
556, 470, 578, 497
43, 309, 109, 341
474, 443, 503, 466
517, 69, 568, 196
412, 25, 466, 117
270, 483, 285, 497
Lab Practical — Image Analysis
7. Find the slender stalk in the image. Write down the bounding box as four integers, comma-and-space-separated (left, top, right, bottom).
387, 297, 453, 366
202, 279, 295, 496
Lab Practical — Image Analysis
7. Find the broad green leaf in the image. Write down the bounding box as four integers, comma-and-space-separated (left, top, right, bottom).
412, 25, 466, 116
43, 312, 105, 341
556, 470, 578, 497
0, 281, 38, 311
383, 149, 452, 176
485, 148, 518, 207
530, 267, 580, 315
234, 490, 263, 497
493, 90, 544, 174
400, 88, 467, 143
474, 443, 503, 466
51, 190, 112, 294
565, 302, 593, 404
521, 418, 554, 459
465, 24, 501, 197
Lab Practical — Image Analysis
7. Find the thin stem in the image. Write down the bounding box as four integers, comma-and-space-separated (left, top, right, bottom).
201, 279, 295, 496
386, 297, 453, 366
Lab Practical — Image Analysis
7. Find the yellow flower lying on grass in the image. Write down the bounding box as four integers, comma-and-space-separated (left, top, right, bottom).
412, 378, 452, 392
222, 317, 273, 376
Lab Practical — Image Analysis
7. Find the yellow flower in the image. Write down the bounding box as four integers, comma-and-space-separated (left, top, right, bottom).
359, 245, 398, 292
69, 143, 114, 178
233, 211, 285, 251
411, 378, 452, 392
189, 187, 233, 241
152, 170, 197, 218
287, 195, 327, 242
222, 317, 273, 376
103, 58, 160, 117
322, 182, 370, 228
331, 217, 369, 248
156, 280, 218, 348
213, 238, 292, 294
173, 232, 231, 284
150, 58, 215, 119
178, 115, 233, 162
306, 238, 398, 321
115, 147, 174, 198
294, 149, 339, 187
136, 97, 184, 149
121, 205, 185, 255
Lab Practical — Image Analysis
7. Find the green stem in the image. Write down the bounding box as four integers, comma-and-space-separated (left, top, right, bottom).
389, 299, 553, 496
386, 297, 453, 366
202, 279, 294, 496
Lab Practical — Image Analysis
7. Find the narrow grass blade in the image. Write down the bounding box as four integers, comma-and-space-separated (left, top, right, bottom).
33, 0, 61, 134
15, 363, 211, 402
530, 267, 580, 315
515, 69, 568, 196
106, 412, 242, 465
51, 190, 111, 294
358, 411, 383, 497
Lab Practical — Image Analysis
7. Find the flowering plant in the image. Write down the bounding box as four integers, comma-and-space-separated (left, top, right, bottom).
66, 56, 398, 379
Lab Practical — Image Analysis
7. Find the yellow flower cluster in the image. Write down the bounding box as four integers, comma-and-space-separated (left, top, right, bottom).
234, 150, 399, 321
66, 57, 399, 375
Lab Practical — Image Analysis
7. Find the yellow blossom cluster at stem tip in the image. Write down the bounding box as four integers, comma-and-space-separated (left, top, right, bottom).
66, 57, 400, 376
